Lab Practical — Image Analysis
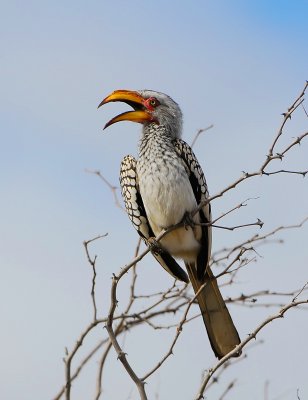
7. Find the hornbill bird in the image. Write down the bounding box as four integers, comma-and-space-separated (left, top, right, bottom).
98, 89, 241, 359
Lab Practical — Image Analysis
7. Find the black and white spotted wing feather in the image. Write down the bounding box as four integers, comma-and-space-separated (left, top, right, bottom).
120, 155, 189, 283
173, 139, 212, 279
173, 139, 241, 358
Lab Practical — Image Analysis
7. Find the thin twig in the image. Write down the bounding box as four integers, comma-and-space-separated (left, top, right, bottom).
105, 317, 148, 400
104, 239, 148, 400
218, 379, 237, 400
141, 282, 208, 381
262, 169, 307, 177
192, 82, 308, 217
292, 281, 308, 302
211, 219, 263, 231
94, 239, 142, 399
191, 124, 214, 148
86, 169, 124, 210
83, 234, 108, 321
63, 320, 106, 400
53, 339, 108, 400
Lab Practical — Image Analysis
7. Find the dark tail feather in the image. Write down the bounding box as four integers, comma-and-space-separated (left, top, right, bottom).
186, 262, 241, 359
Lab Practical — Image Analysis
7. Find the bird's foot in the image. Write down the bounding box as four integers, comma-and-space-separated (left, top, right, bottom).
182, 212, 195, 230
147, 237, 164, 255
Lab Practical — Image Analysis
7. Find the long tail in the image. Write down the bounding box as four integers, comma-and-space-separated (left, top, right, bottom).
186, 262, 241, 359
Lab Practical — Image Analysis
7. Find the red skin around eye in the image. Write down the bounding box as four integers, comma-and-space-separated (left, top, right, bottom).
143, 97, 159, 111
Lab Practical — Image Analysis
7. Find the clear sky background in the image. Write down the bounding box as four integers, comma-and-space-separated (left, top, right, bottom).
1, 1, 308, 399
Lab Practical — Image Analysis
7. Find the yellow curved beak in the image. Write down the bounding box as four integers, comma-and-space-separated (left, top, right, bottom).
98, 90, 154, 129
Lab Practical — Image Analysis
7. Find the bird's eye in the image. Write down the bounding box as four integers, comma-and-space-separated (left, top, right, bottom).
148, 97, 160, 108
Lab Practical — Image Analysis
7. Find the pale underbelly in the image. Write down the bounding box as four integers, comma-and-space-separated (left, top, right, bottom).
159, 227, 201, 262
139, 170, 201, 261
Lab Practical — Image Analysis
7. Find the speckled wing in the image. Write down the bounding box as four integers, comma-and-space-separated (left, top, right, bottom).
173, 140, 241, 359
120, 155, 189, 283
173, 139, 212, 279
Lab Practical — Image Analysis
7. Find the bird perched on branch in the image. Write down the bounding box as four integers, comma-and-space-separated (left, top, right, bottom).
98, 89, 241, 359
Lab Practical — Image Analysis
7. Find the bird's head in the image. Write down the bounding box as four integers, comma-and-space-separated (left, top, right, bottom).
98, 89, 183, 138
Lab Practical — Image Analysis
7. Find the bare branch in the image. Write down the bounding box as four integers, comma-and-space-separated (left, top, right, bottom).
104, 241, 149, 400
83, 234, 108, 321
53, 339, 108, 400
63, 320, 105, 400
194, 298, 308, 400
192, 83, 308, 216
211, 218, 264, 231
218, 379, 237, 400
141, 282, 208, 381
269, 81, 307, 155
191, 124, 214, 148
262, 169, 307, 177
293, 281, 308, 302
105, 315, 148, 400
302, 102, 308, 118
86, 169, 124, 210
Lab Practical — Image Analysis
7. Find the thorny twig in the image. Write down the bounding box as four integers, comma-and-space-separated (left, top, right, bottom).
64, 234, 108, 400
193, 81, 308, 216
105, 242, 148, 400
141, 282, 209, 381
83, 234, 108, 321
94, 240, 141, 400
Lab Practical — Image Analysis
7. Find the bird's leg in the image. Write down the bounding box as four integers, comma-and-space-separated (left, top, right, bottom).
181, 211, 195, 230
147, 237, 165, 255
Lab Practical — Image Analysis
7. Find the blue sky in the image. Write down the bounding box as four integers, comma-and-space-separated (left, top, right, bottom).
1, 1, 308, 399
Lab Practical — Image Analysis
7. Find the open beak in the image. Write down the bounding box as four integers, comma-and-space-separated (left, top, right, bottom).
98, 90, 155, 129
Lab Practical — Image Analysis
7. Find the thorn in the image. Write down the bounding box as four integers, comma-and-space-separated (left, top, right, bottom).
117, 351, 127, 360
249, 332, 257, 340
282, 112, 292, 120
